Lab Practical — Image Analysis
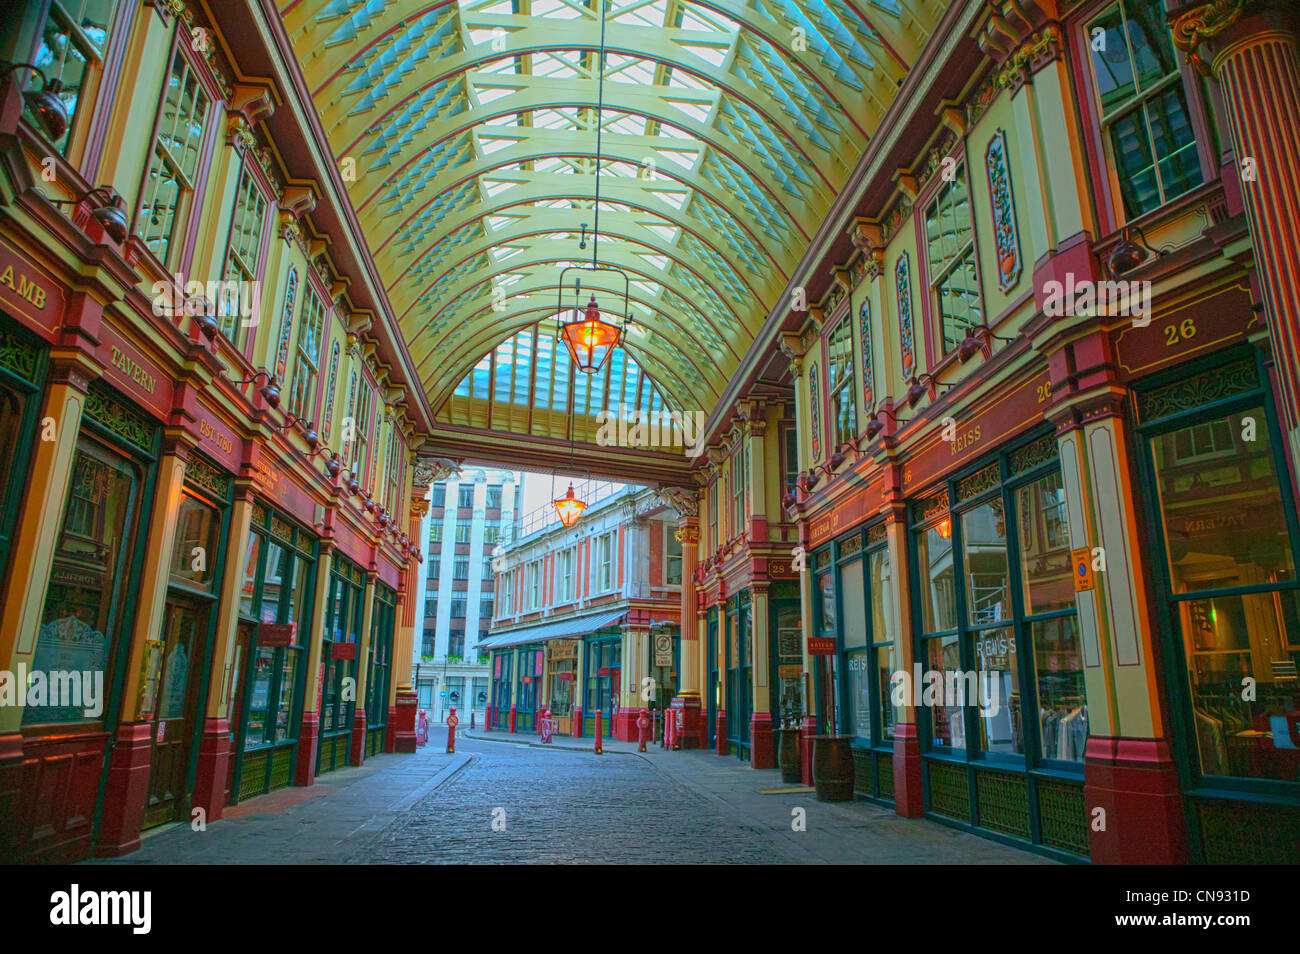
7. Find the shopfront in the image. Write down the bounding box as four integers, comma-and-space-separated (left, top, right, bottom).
20, 379, 158, 860
1132, 349, 1300, 862
647, 627, 679, 716
583, 630, 621, 738
229, 504, 317, 802
492, 651, 512, 729
724, 591, 752, 759
815, 524, 898, 803
318, 557, 365, 775
547, 639, 578, 735
516, 647, 542, 731
909, 430, 1089, 858
365, 584, 396, 757
139, 455, 231, 830
706, 606, 718, 748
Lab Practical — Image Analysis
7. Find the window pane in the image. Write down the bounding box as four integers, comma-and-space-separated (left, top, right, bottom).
973, 626, 1022, 755
240, 532, 261, 618
25, 440, 138, 725
962, 499, 1010, 626
817, 571, 835, 635
923, 634, 964, 751
875, 644, 897, 741
841, 559, 866, 649
846, 651, 871, 743
1032, 616, 1088, 763
169, 494, 219, 590
245, 646, 274, 748
917, 524, 956, 633
1148, 86, 1203, 203
1109, 107, 1161, 216
1180, 590, 1300, 781
1150, 406, 1295, 593
1016, 471, 1074, 615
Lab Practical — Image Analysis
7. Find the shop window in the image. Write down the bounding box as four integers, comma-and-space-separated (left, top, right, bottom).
842, 558, 871, 743
168, 492, 219, 590
1086, 0, 1204, 219
217, 167, 267, 346
1142, 378, 1300, 783
24, 436, 140, 725
923, 163, 982, 355
24, 0, 115, 155
665, 528, 682, 585
287, 286, 326, 424
825, 316, 856, 448
869, 546, 899, 741
137, 49, 210, 267
0, 352, 41, 581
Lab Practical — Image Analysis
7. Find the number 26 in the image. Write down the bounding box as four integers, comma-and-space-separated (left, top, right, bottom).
1164, 317, 1197, 346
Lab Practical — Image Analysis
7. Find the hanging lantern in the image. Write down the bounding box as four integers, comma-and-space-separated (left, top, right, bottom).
559, 295, 621, 374
552, 482, 587, 528
936, 517, 952, 540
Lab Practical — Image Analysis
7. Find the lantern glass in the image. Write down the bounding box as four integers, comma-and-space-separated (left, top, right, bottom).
559, 296, 620, 374
553, 483, 587, 528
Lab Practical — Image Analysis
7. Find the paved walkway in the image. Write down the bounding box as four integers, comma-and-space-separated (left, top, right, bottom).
94, 734, 1053, 865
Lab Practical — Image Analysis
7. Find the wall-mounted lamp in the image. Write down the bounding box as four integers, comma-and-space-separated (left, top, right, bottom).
865, 403, 908, 441
1106, 224, 1168, 278
223, 369, 280, 409
905, 373, 938, 409
50, 185, 128, 244
3, 63, 68, 142
957, 324, 1015, 364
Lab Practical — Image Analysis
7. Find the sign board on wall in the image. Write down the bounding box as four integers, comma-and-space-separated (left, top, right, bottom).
653, 633, 674, 666
258, 622, 296, 646
808, 637, 836, 656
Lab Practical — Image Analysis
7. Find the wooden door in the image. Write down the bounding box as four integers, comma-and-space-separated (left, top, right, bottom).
142, 598, 208, 829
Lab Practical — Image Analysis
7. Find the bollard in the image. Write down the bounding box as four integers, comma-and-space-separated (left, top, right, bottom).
637, 711, 649, 753
470, 709, 476, 730
446, 707, 458, 754
594, 710, 603, 754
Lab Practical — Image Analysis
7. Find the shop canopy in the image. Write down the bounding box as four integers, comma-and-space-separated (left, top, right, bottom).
478, 609, 628, 651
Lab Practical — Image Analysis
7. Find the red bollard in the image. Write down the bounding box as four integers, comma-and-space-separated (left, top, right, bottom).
470, 709, 476, 730
637, 711, 649, 752
594, 710, 603, 754
447, 707, 458, 754
485, 705, 493, 732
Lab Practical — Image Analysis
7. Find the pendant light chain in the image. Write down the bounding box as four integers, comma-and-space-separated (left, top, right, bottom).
592, 0, 606, 268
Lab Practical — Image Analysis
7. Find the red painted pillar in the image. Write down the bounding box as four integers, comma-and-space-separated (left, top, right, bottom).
750, 711, 775, 769
1084, 738, 1188, 864
191, 717, 231, 823
1172, 3, 1300, 468
294, 710, 320, 786
394, 689, 418, 754
800, 716, 816, 787
349, 710, 367, 766
384, 705, 397, 752
508, 705, 517, 733
715, 709, 727, 755
892, 722, 925, 818
485, 704, 493, 731
594, 710, 603, 754
572, 705, 582, 738
95, 722, 153, 857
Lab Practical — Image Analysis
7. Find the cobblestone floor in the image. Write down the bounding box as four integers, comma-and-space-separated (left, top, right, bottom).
97, 735, 1054, 865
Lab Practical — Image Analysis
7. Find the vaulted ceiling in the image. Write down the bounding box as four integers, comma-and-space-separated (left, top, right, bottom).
279, 0, 944, 480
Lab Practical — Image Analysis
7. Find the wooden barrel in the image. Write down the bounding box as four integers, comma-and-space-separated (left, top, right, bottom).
777, 729, 801, 783
811, 735, 854, 802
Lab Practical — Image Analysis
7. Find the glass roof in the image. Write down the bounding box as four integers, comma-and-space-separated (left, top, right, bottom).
281, 0, 930, 440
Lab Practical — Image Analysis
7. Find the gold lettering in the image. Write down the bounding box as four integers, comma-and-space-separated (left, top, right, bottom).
1, 266, 48, 310
0, 265, 13, 290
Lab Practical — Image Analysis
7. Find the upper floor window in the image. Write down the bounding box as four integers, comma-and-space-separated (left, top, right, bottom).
556, 548, 572, 600
453, 558, 468, 580
483, 518, 500, 544
454, 524, 471, 544
486, 485, 502, 509
825, 316, 856, 448
25, 0, 116, 155
708, 480, 718, 552
482, 557, 493, 581
527, 561, 540, 608
783, 427, 799, 496
665, 528, 682, 586
351, 381, 374, 490
923, 163, 982, 354
731, 445, 747, 537
458, 486, 474, 508
137, 49, 210, 267
429, 523, 443, 543
1087, 0, 1204, 219
597, 532, 614, 592
287, 286, 326, 424
501, 573, 513, 613
218, 166, 267, 346
432, 483, 446, 508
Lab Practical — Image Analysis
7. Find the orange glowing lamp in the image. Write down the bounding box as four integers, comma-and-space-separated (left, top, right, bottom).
560, 295, 621, 374
553, 482, 588, 528
937, 517, 952, 539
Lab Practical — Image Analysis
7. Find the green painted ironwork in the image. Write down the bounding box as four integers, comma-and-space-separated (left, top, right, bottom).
876, 751, 894, 802
974, 768, 1030, 840
1139, 357, 1258, 422
1198, 800, 1300, 864
1036, 777, 1089, 857
84, 382, 155, 453
0, 325, 40, 381
927, 760, 970, 821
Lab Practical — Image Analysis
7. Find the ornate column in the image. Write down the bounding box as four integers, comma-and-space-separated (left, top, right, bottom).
660, 486, 703, 748
1170, 1, 1300, 478
98, 430, 192, 856
192, 488, 255, 822
294, 542, 334, 785
350, 573, 376, 766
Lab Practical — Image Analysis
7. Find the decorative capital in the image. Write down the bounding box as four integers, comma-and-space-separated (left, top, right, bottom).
656, 485, 700, 517
675, 525, 701, 544
413, 456, 460, 488
1168, 0, 1250, 75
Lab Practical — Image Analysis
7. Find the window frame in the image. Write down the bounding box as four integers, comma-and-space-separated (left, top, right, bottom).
216, 159, 270, 350
917, 154, 984, 360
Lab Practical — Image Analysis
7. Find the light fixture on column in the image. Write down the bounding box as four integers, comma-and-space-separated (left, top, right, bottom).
905, 372, 938, 409
3, 63, 69, 142
50, 185, 129, 243
957, 323, 1015, 363
554, 0, 627, 376
865, 402, 908, 441
223, 368, 281, 409
1106, 224, 1167, 278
